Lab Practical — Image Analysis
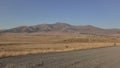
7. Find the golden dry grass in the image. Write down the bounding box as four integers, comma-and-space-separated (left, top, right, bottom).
0, 33, 120, 58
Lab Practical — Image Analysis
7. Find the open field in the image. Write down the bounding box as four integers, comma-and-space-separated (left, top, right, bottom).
0, 33, 120, 58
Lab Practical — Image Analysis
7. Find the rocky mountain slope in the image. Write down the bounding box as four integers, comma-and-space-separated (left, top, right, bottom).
1, 22, 120, 35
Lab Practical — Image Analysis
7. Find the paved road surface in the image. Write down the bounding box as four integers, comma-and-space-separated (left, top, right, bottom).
0, 46, 120, 68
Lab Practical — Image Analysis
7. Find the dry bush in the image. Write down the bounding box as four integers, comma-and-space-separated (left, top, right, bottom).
0, 43, 117, 58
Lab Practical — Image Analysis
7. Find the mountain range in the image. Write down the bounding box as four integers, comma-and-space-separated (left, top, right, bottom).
1, 22, 120, 35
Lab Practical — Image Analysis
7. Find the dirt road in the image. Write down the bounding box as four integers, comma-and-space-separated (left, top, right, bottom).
0, 46, 120, 68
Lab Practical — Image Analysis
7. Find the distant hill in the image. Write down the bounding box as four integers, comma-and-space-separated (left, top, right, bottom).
1, 22, 120, 35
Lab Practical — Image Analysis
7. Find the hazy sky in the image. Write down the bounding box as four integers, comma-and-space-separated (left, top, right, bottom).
0, 0, 120, 29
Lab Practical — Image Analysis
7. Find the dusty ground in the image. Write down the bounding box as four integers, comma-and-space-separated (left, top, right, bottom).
0, 46, 120, 68
0, 33, 119, 58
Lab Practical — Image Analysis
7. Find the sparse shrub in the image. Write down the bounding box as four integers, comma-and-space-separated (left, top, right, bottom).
65, 45, 69, 48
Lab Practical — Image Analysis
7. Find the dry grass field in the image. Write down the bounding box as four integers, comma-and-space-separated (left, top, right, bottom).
0, 33, 120, 58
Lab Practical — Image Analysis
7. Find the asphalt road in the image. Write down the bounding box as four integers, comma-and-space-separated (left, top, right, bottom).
0, 46, 120, 68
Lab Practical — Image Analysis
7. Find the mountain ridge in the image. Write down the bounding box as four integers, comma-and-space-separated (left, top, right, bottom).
1, 22, 120, 35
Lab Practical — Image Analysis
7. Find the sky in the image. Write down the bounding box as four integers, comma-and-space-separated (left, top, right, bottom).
0, 0, 120, 29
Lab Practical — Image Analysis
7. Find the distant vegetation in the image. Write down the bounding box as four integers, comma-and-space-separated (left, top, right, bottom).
62, 36, 119, 43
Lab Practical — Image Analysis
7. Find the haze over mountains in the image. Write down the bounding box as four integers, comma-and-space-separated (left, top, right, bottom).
1, 22, 120, 35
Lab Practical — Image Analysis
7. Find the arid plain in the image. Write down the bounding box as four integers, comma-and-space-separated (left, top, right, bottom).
0, 32, 120, 58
